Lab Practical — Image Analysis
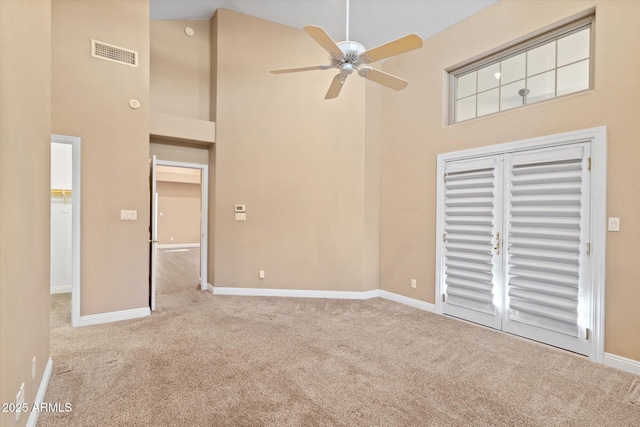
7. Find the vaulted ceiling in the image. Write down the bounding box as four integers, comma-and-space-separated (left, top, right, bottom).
150, 0, 496, 50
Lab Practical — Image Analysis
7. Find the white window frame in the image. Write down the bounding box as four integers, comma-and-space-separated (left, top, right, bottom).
435, 126, 607, 363
449, 15, 595, 124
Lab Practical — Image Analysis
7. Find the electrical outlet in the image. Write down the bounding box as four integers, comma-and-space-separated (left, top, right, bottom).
259, 270, 265, 279
32, 356, 36, 380
411, 279, 417, 289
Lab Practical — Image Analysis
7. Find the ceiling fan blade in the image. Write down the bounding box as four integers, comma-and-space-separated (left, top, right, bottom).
358, 67, 408, 91
304, 25, 344, 57
271, 65, 331, 74
325, 74, 347, 99
359, 34, 423, 64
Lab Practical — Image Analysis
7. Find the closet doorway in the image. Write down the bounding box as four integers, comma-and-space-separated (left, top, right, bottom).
50, 134, 81, 327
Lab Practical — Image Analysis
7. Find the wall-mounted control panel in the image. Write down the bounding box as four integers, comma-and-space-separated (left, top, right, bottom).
235, 204, 246, 221
120, 210, 137, 220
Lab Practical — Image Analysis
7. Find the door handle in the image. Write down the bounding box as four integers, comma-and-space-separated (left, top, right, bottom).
493, 232, 500, 254
149, 239, 159, 243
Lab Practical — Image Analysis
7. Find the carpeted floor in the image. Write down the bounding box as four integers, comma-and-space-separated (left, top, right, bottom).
41, 291, 639, 426
155, 247, 201, 295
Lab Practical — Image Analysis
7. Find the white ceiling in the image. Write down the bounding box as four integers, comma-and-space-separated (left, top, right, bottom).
150, 0, 497, 49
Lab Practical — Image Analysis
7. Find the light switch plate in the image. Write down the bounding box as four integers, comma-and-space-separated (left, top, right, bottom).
120, 210, 137, 221
608, 217, 620, 231
235, 204, 246, 212
235, 212, 246, 221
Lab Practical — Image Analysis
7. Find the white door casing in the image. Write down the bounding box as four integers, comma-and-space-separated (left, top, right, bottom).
51, 134, 81, 327
435, 127, 607, 362
150, 155, 158, 311
150, 159, 209, 310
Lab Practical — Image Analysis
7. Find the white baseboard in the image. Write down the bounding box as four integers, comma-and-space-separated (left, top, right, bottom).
50, 285, 71, 294
157, 243, 200, 249
210, 286, 379, 300
378, 290, 437, 313
78, 307, 150, 327
26, 356, 52, 427
604, 353, 640, 376
207, 286, 441, 313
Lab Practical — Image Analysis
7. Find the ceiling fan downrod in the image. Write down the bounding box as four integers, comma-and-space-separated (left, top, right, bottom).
346, 0, 350, 41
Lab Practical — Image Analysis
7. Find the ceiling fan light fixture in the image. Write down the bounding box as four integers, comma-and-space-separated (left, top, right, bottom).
340, 63, 355, 75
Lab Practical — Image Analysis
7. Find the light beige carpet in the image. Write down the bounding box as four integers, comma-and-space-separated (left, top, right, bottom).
155, 248, 201, 295
41, 291, 639, 426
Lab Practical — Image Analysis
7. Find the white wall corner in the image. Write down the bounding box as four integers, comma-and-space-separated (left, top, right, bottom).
26, 357, 53, 427
78, 307, 150, 327
603, 353, 640, 376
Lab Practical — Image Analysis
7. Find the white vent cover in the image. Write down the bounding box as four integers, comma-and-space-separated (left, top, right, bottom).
91, 39, 138, 67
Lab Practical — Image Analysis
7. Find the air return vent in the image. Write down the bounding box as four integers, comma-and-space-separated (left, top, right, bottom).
91, 39, 138, 67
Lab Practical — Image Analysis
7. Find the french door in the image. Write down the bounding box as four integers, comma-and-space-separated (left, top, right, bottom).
441, 142, 591, 355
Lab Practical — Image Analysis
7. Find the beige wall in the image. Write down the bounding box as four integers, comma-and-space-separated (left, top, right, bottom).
157, 181, 201, 245
379, 0, 640, 360
150, 20, 210, 120
150, 139, 209, 165
52, 0, 150, 315
0, 1, 52, 425
364, 81, 382, 289
211, 9, 378, 291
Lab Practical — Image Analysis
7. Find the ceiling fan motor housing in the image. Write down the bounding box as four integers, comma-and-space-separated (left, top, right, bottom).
333, 41, 366, 72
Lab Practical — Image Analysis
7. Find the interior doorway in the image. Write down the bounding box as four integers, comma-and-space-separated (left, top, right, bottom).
50, 134, 81, 327
150, 159, 208, 311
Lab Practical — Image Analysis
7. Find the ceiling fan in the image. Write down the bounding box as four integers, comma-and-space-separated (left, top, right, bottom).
270, 0, 423, 99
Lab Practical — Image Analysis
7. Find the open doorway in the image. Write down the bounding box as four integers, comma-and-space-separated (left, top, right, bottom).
150, 159, 208, 310
50, 134, 81, 327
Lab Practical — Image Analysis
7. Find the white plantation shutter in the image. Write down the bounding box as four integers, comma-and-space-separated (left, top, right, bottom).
437, 130, 604, 358
442, 156, 502, 329
503, 144, 590, 355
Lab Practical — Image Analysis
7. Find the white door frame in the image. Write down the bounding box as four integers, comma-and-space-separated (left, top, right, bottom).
51, 134, 82, 327
435, 126, 607, 363
153, 160, 209, 294
150, 156, 158, 311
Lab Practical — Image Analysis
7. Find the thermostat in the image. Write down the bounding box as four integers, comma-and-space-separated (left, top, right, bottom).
234, 204, 246, 212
